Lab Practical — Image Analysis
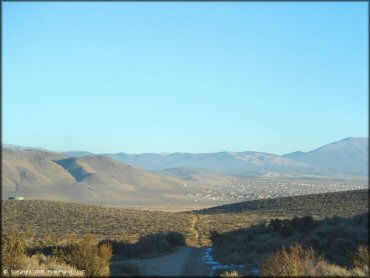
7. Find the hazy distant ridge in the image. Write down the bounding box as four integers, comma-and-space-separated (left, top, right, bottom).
4, 137, 368, 178
284, 137, 368, 176
105, 137, 368, 177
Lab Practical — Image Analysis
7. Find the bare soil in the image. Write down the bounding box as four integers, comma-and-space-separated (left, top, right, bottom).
110, 247, 209, 276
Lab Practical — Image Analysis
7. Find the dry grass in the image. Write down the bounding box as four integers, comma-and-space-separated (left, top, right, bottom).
104, 232, 186, 259
352, 245, 370, 276
56, 234, 112, 277
312, 261, 353, 276
2, 190, 367, 249
211, 212, 368, 268
261, 244, 321, 276
1, 200, 195, 246
99, 243, 113, 263
1, 228, 83, 277
220, 270, 241, 277
1, 226, 32, 273
1, 190, 368, 276
8, 254, 85, 277
194, 213, 275, 247
261, 244, 369, 277
1, 228, 111, 277
196, 189, 368, 218
1, 227, 187, 277
195, 189, 368, 247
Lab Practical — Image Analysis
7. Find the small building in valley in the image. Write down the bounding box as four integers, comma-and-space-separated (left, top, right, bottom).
8, 195, 25, 200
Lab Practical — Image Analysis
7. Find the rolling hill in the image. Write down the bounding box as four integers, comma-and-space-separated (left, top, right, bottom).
284, 137, 368, 176
2, 137, 367, 209
195, 189, 369, 216
2, 189, 367, 245
1, 148, 213, 209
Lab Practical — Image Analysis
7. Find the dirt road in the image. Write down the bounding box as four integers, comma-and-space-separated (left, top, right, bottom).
183, 247, 210, 276
111, 247, 210, 276
110, 214, 210, 276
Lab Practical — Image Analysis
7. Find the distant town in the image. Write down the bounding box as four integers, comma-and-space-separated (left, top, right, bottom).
184, 182, 368, 202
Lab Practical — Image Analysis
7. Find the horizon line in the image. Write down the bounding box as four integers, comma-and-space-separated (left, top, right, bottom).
3, 136, 368, 156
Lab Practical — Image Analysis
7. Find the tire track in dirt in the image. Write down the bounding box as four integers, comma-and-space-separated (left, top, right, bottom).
111, 215, 210, 276
190, 214, 204, 247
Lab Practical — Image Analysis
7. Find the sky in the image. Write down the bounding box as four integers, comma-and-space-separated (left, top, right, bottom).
3, 2, 368, 154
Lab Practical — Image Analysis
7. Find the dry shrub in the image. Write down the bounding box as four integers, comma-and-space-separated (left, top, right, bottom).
220, 270, 240, 277
1, 226, 32, 273
260, 244, 320, 276
121, 233, 177, 258
1, 226, 84, 277
308, 260, 352, 277
165, 231, 186, 246
135, 234, 172, 258
352, 245, 369, 276
35, 254, 84, 277
58, 234, 112, 277
260, 244, 368, 277
2, 252, 84, 277
99, 243, 113, 263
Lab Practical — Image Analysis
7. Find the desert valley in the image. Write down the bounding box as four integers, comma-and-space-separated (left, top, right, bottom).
2, 137, 368, 210
1, 137, 369, 276
3, 2, 368, 276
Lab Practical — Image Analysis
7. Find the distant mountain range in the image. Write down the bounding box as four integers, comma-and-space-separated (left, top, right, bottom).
116, 137, 369, 177
2, 148, 210, 207
4, 137, 368, 179
2, 137, 368, 206
64, 137, 369, 178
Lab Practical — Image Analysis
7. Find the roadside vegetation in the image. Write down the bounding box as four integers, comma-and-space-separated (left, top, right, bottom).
1, 228, 185, 277
196, 189, 368, 217
1, 200, 194, 246
211, 212, 369, 276
261, 244, 369, 277
1, 227, 84, 277
55, 235, 112, 277
1, 189, 368, 276
102, 231, 186, 260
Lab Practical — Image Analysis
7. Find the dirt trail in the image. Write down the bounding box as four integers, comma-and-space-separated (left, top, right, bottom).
111, 247, 209, 276
190, 214, 202, 247
110, 214, 210, 276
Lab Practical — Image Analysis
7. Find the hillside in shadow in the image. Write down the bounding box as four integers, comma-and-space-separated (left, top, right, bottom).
195, 189, 369, 217
53, 158, 94, 182
211, 212, 369, 271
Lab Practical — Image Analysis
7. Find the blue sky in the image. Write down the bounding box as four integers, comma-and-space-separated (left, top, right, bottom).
3, 2, 368, 154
